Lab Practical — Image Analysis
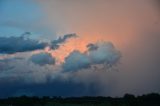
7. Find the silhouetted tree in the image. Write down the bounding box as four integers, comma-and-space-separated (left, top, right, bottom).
124, 94, 135, 99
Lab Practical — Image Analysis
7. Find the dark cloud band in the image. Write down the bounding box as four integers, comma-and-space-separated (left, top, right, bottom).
0, 36, 47, 54
0, 33, 77, 54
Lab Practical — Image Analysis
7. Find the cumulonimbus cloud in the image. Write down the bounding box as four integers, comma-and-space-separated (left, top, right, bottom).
63, 42, 121, 72
0, 40, 121, 98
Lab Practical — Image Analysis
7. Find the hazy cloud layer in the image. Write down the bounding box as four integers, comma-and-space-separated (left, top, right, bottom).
0, 58, 17, 71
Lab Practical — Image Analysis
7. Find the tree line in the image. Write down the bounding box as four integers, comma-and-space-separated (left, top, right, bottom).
0, 93, 160, 106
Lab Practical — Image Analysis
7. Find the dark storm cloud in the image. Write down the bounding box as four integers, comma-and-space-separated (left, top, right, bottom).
0, 33, 77, 54
51, 33, 77, 49
0, 35, 47, 54
30, 53, 55, 66
63, 42, 121, 72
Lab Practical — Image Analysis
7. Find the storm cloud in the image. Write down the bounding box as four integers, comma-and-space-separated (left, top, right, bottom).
51, 33, 77, 49
30, 52, 55, 66
63, 50, 91, 72
0, 35, 47, 54
88, 42, 121, 65
63, 42, 121, 72
0, 33, 77, 54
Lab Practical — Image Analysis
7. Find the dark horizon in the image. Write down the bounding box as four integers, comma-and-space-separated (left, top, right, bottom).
0, 92, 160, 99
0, 93, 160, 106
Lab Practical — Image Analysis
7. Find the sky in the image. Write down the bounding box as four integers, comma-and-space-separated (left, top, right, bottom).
0, 0, 160, 98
